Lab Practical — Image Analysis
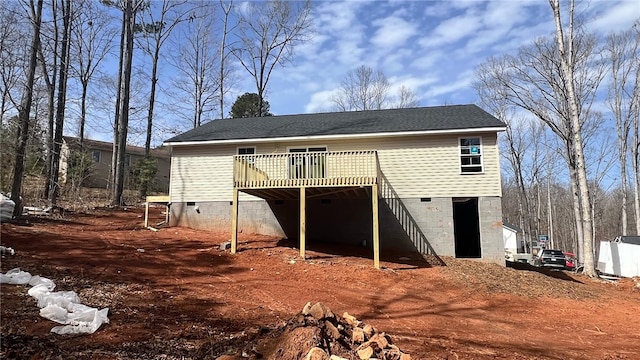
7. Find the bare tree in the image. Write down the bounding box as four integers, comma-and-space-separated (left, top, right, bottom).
47, 0, 73, 206
10, 0, 43, 216
218, 0, 236, 119
549, 0, 600, 276
605, 26, 640, 235
395, 85, 420, 109
609, 21, 640, 236
474, 72, 536, 252
136, 0, 194, 156
0, 1, 27, 122
112, 0, 145, 205
232, 0, 313, 116
332, 65, 421, 111
38, 0, 59, 199
169, 6, 220, 129
474, 1, 604, 276
71, 0, 116, 148
332, 65, 389, 111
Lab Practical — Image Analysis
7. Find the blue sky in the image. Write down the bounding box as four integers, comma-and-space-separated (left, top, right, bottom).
254, 0, 639, 116
69, 0, 639, 147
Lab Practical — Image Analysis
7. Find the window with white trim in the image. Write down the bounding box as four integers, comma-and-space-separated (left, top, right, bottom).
237, 147, 255, 155
459, 137, 483, 173
237, 147, 256, 164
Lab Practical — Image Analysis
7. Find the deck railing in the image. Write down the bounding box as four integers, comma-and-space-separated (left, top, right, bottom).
233, 150, 379, 188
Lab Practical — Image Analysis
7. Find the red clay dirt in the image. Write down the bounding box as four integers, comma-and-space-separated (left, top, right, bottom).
1, 206, 639, 359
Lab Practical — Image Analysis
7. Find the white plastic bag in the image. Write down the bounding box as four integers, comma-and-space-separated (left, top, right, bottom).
3, 268, 110, 334
0, 268, 32, 284
29, 275, 56, 290
0, 193, 15, 221
50, 307, 110, 335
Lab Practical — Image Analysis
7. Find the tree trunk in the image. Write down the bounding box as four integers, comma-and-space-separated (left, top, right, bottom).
550, 0, 596, 276
219, 0, 232, 119
112, 0, 135, 206
568, 158, 584, 262
110, 5, 126, 197
48, 0, 72, 206
79, 81, 87, 147
41, 0, 58, 199
633, 111, 640, 235
11, 0, 43, 217
145, 44, 159, 156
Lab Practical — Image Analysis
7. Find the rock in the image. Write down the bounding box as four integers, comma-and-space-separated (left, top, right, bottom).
356, 345, 374, 360
342, 312, 360, 327
352, 327, 365, 343
325, 320, 341, 339
384, 345, 402, 360
329, 356, 348, 360
370, 333, 389, 349
305, 347, 329, 360
362, 323, 375, 339
219, 241, 231, 251
400, 353, 411, 360
309, 302, 334, 320
302, 301, 313, 315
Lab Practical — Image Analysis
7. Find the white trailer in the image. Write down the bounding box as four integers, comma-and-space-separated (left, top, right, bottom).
597, 236, 640, 278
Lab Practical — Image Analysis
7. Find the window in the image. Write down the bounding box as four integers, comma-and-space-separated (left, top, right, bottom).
92, 150, 101, 163
237, 147, 255, 155
237, 147, 256, 164
288, 146, 327, 179
124, 154, 132, 167
459, 137, 483, 173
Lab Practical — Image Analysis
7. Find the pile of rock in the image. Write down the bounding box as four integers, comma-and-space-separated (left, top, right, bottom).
294, 302, 411, 360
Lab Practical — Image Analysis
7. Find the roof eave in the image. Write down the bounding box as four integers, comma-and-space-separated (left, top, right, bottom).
164, 126, 507, 147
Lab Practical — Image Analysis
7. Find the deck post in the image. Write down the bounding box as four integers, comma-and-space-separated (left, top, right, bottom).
144, 201, 149, 228
300, 186, 306, 259
231, 188, 239, 254
372, 183, 380, 269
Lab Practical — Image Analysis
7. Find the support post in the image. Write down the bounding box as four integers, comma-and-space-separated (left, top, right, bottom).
231, 188, 239, 254
144, 201, 149, 228
300, 186, 306, 259
372, 184, 380, 269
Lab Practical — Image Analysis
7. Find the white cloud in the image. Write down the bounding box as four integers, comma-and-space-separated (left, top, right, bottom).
420, 8, 483, 48
304, 89, 337, 113
588, 0, 639, 33
370, 15, 418, 49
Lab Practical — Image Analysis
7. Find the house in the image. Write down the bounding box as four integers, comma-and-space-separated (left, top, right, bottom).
163, 104, 507, 267
59, 136, 171, 193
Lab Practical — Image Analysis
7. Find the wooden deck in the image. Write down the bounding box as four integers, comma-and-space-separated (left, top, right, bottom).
233, 150, 379, 189
231, 150, 382, 268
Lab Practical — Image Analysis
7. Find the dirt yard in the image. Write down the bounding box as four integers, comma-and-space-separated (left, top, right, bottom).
1, 206, 639, 359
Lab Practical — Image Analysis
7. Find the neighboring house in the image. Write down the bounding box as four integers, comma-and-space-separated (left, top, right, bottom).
59, 136, 171, 193
164, 104, 507, 267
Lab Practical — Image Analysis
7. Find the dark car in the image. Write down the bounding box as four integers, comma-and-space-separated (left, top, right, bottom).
534, 249, 566, 268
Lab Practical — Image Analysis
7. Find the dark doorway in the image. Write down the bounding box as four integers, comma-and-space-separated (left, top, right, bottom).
453, 197, 481, 258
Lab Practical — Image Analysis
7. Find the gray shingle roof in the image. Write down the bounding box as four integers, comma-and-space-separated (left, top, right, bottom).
165, 104, 505, 143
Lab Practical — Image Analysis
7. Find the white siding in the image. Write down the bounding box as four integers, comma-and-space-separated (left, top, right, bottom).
169, 132, 502, 202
